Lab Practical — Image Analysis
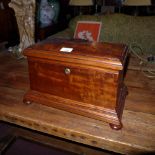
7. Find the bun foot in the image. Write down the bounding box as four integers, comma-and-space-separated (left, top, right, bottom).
109, 123, 122, 130
23, 99, 32, 105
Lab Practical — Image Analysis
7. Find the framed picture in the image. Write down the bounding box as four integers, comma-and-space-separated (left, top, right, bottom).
74, 21, 102, 42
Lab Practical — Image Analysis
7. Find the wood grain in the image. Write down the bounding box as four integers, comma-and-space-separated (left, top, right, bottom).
0, 121, 111, 155
0, 51, 155, 154
23, 41, 128, 129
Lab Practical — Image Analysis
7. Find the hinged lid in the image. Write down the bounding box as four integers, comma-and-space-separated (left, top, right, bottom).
23, 39, 128, 70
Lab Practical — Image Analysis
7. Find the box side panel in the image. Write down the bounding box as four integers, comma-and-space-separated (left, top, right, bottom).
28, 58, 119, 109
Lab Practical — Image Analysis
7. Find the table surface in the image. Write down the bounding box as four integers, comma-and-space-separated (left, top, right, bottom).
0, 52, 155, 154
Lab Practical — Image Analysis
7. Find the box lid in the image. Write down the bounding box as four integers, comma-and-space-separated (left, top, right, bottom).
23, 39, 128, 71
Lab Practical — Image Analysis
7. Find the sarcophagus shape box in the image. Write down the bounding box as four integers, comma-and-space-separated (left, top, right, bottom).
23, 40, 128, 130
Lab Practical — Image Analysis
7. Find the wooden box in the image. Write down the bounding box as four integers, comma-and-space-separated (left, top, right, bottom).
23, 40, 128, 130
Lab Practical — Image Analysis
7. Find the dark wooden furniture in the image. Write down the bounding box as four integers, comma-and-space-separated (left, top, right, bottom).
0, 52, 155, 154
23, 40, 128, 130
0, 121, 112, 155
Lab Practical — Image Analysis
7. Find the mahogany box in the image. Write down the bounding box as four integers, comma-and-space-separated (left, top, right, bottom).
23, 40, 128, 130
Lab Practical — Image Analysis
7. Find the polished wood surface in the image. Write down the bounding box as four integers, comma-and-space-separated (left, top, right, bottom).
23, 41, 128, 129
0, 52, 155, 154
24, 40, 128, 70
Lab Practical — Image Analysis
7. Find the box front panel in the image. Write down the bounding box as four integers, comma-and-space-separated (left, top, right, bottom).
28, 58, 119, 109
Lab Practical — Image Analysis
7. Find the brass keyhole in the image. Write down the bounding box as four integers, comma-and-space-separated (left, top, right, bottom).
64, 68, 71, 75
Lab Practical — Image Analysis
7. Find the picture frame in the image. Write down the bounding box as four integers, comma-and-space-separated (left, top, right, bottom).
74, 21, 102, 42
